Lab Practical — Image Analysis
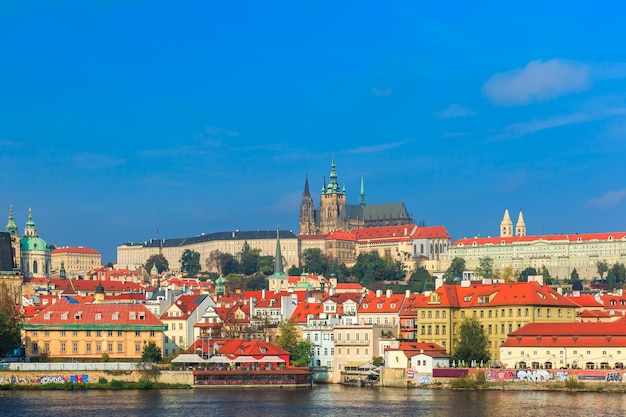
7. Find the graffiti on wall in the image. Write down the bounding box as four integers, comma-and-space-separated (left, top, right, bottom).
516, 370, 553, 381
0, 374, 89, 385
484, 370, 516, 381
606, 372, 623, 382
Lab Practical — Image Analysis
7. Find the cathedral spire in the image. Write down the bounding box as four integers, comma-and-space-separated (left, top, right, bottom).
359, 176, 366, 208
327, 154, 342, 194
5, 204, 18, 236
303, 174, 311, 197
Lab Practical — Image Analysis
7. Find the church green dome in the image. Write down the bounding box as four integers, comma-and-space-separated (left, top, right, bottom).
20, 236, 50, 252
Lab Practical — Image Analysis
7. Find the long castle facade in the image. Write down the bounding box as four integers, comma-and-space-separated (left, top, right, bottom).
298, 157, 413, 235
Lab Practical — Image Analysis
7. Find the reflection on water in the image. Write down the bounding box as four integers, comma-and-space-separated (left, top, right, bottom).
2, 385, 626, 417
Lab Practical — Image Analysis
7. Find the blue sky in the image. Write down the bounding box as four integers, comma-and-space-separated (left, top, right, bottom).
2, 1, 626, 263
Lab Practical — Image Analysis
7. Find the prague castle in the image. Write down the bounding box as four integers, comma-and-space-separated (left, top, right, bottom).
299, 157, 413, 235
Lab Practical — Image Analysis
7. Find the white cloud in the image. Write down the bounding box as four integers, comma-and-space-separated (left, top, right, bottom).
483, 59, 592, 105
437, 104, 476, 119
343, 140, 412, 155
500, 107, 626, 139
588, 189, 626, 209
372, 88, 393, 97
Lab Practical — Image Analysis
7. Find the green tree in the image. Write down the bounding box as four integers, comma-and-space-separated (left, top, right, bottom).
287, 265, 302, 276
540, 265, 552, 285
518, 267, 537, 282
596, 260, 609, 282
239, 242, 261, 275
257, 255, 274, 275
276, 318, 301, 360
291, 340, 315, 367
180, 249, 201, 277
350, 251, 406, 285
452, 317, 490, 364
141, 341, 162, 364
443, 257, 465, 283
474, 257, 494, 279
501, 267, 514, 282
607, 263, 626, 291
0, 282, 21, 358
570, 268, 580, 282
145, 254, 169, 274
300, 248, 328, 274
246, 274, 268, 290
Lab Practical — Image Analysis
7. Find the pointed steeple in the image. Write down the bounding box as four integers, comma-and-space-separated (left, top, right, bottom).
24, 207, 37, 237
5, 204, 18, 237
516, 209, 526, 237
269, 227, 287, 280
359, 176, 366, 208
500, 208, 513, 237
327, 154, 342, 194
303, 174, 311, 197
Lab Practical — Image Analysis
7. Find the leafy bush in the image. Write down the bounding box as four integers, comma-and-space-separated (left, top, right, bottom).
98, 377, 108, 384
109, 379, 124, 389
565, 378, 585, 390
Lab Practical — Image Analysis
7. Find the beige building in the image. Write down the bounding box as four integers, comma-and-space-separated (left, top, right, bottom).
333, 323, 396, 383
51, 247, 102, 274
446, 209, 626, 280
501, 322, 626, 370
117, 230, 300, 274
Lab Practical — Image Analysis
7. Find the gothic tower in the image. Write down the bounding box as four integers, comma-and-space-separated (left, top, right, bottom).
5, 205, 20, 269
500, 208, 513, 238
298, 174, 316, 234
515, 210, 526, 237
319, 156, 346, 233
359, 176, 366, 209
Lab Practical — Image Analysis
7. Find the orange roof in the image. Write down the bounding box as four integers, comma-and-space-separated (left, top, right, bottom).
52, 247, 101, 255
297, 234, 329, 240
217, 339, 289, 357
566, 294, 604, 308
326, 230, 356, 241
359, 293, 406, 313
25, 299, 162, 327
414, 281, 578, 309
354, 224, 417, 241
291, 302, 324, 323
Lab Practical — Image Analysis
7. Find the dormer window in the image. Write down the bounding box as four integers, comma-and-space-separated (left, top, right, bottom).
129, 312, 136, 320
112, 312, 119, 320
377, 303, 383, 309
44, 312, 51, 320
61, 312, 68, 320
95, 313, 102, 320
74, 312, 82, 320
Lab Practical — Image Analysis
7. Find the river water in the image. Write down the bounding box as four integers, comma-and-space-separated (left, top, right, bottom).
1, 384, 624, 417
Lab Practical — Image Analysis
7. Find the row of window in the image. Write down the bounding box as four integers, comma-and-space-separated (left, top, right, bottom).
32, 341, 144, 354
31, 330, 156, 337
419, 308, 571, 319
336, 347, 368, 356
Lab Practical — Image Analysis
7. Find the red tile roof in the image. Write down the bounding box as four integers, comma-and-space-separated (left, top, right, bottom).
217, 339, 289, 359
51, 247, 101, 255
453, 232, 626, 247
24, 299, 163, 328
358, 293, 406, 314
413, 281, 577, 309
501, 322, 626, 348
291, 302, 324, 323
326, 230, 356, 241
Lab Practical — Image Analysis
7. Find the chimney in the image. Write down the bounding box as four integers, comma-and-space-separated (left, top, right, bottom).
386, 289, 392, 299
376, 289, 382, 298
262, 289, 266, 299
405, 290, 411, 297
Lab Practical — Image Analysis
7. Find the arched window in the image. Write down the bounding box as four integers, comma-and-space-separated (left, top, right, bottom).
33, 260, 38, 274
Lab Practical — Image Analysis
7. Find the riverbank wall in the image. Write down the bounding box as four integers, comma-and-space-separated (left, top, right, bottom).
0, 369, 193, 386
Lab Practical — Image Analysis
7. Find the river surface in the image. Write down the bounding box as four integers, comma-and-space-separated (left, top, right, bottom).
1, 384, 625, 417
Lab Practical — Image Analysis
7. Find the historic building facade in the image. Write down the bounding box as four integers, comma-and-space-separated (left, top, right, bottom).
117, 230, 300, 274
446, 209, 626, 280
51, 246, 102, 275
298, 157, 413, 235
413, 279, 578, 361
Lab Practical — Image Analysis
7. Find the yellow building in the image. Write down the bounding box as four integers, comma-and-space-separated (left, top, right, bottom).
413, 279, 578, 361
22, 299, 164, 359
51, 246, 102, 274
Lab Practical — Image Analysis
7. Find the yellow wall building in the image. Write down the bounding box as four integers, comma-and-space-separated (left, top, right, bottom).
22, 300, 164, 359
413, 280, 578, 361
